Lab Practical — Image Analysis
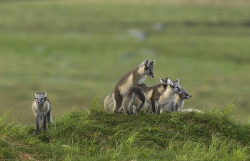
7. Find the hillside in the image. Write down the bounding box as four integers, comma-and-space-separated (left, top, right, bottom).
1, 104, 249, 160
0, 0, 250, 124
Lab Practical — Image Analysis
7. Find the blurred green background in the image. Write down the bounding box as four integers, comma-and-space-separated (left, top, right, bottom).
0, 0, 249, 124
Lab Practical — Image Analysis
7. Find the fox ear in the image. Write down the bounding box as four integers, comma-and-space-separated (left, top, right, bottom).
140, 58, 149, 67
167, 79, 173, 85
174, 78, 179, 84
150, 60, 155, 65
145, 58, 150, 66
35, 91, 39, 96
43, 91, 47, 97
160, 78, 168, 84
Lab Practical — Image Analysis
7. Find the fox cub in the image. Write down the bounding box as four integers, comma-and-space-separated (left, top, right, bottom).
122, 78, 169, 114
31, 91, 53, 135
113, 59, 155, 113
156, 78, 180, 114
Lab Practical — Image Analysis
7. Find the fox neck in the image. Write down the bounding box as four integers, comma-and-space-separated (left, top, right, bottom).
37, 102, 45, 109
157, 84, 167, 94
133, 66, 146, 85
175, 94, 181, 105
164, 86, 176, 98
176, 94, 181, 102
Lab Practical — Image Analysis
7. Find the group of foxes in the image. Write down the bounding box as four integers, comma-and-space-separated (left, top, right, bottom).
31, 58, 193, 135
104, 58, 191, 114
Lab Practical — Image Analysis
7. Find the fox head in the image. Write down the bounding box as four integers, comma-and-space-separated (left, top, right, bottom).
178, 88, 191, 99
168, 78, 180, 93
139, 58, 155, 78
34, 91, 47, 106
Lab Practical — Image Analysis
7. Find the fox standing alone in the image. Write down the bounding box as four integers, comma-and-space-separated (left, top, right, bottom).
32, 91, 53, 135
113, 59, 155, 113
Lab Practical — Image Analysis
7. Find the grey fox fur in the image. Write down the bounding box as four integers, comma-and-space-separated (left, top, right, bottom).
113, 59, 155, 114
31, 91, 53, 135
156, 78, 180, 114
175, 88, 191, 111
122, 78, 169, 114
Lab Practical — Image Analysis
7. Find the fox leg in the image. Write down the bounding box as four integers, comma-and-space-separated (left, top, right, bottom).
135, 97, 145, 114
113, 91, 123, 114
42, 115, 47, 131
46, 110, 51, 123
123, 94, 133, 115
169, 102, 176, 112
150, 98, 156, 113
156, 103, 162, 114
33, 115, 40, 135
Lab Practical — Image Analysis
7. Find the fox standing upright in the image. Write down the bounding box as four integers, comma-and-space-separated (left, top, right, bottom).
156, 79, 180, 114
113, 59, 155, 113
32, 91, 53, 135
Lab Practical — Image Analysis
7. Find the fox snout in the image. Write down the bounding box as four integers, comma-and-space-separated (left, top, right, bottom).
148, 70, 154, 78
36, 100, 44, 105
145, 71, 154, 78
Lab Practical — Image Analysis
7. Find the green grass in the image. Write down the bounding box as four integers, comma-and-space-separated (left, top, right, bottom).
0, 0, 250, 124
0, 103, 249, 160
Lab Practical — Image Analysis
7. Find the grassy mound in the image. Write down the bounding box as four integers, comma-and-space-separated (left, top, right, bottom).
0, 105, 249, 160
